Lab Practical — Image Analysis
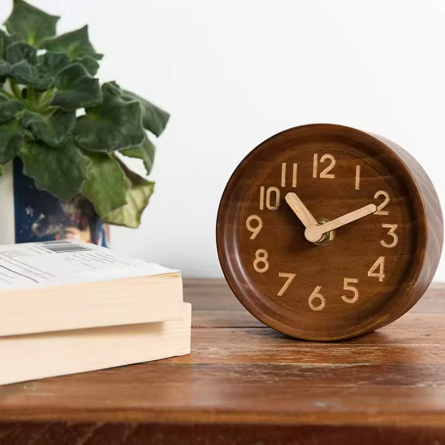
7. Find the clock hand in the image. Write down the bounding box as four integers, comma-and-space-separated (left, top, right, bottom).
285, 192, 318, 228
304, 203, 377, 243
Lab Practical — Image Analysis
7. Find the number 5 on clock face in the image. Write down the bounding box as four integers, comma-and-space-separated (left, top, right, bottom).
342, 278, 359, 304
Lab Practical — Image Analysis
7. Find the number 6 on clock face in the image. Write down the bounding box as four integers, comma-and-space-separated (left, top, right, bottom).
309, 286, 326, 311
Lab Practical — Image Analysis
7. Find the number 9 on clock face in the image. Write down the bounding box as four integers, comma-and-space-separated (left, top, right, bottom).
216, 124, 443, 341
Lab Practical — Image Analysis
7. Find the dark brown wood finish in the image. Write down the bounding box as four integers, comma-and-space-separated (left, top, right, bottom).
217, 124, 444, 340
2, 279, 445, 444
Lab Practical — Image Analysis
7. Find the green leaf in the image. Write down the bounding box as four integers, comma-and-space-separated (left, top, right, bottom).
103, 164, 154, 228
19, 140, 90, 201
123, 90, 170, 137
81, 152, 130, 217
38, 51, 70, 78
0, 30, 7, 60
35, 52, 71, 90
105, 81, 122, 96
5, 42, 37, 65
22, 109, 75, 148
121, 135, 156, 175
12, 52, 70, 90
51, 63, 102, 111
4, 0, 59, 46
0, 95, 24, 123
10, 60, 40, 88
74, 55, 99, 76
75, 83, 145, 152
6, 34, 24, 46
0, 165, 4, 177
0, 119, 23, 163
42, 25, 100, 59
0, 61, 11, 80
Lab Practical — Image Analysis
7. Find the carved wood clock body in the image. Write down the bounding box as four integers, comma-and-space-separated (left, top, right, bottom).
216, 124, 443, 341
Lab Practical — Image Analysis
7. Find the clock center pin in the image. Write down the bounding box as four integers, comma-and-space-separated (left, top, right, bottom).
313, 219, 335, 246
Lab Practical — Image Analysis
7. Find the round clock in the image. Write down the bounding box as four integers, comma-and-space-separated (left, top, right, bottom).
216, 124, 443, 341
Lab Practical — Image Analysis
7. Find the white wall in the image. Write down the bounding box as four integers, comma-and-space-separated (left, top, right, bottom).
2, 0, 445, 278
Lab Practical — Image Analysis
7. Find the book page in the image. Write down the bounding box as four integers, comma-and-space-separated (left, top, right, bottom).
0, 241, 179, 290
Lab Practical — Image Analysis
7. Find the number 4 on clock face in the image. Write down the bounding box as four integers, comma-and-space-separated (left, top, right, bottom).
368, 256, 385, 282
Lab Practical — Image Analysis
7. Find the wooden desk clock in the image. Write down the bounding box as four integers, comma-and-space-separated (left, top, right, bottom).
216, 124, 443, 341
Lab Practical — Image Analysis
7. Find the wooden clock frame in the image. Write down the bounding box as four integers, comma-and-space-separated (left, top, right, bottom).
216, 124, 443, 341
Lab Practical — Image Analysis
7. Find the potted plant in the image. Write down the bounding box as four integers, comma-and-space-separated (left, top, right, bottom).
0, 0, 169, 245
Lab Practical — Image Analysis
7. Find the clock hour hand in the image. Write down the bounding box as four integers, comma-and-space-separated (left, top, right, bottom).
304, 203, 377, 243
285, 192, 318, 228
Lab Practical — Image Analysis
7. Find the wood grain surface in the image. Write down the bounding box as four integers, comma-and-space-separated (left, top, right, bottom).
217, 124, 444, 341
1, 279, 445, 444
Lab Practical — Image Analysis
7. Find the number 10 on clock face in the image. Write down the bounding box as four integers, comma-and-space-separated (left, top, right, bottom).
217, 124, 438, 341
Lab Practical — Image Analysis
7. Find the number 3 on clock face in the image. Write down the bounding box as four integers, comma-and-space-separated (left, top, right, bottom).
217, 124, 442, 341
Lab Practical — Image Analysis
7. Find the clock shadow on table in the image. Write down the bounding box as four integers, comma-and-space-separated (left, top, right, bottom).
245, 312, 416, 345
241, 319, 422, 367
246, 322, 383, 343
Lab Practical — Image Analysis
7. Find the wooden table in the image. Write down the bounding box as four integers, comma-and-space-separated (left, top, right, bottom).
1, 279, 445, 444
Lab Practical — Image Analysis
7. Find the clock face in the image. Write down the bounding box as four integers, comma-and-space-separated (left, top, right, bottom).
217, 124, 433, 340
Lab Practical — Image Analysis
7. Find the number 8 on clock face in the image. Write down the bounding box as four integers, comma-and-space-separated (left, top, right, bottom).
217, 124, 443, 341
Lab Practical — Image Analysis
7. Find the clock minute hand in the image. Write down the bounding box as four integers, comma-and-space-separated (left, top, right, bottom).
304, 203, 377, 243
285, 192, 318, 228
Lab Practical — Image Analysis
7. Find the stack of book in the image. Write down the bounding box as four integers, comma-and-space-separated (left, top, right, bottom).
0, 240, 190, 385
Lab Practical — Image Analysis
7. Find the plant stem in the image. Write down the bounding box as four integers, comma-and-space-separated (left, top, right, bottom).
9, 79, 22, 101
39, 88, 56, 107
28, 85, 36, 109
